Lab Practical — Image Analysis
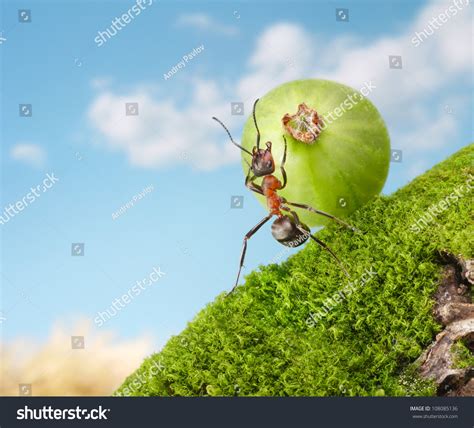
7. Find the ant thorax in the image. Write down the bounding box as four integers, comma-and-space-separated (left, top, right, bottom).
261, 175, 282, 195
262, 175, 283, 215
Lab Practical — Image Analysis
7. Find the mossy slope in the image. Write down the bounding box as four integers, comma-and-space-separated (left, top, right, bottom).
117, 145, 473, 397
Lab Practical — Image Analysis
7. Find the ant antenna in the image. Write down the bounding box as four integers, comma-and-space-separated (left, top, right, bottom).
252, 98, 261, 149
212, 116, 253, 156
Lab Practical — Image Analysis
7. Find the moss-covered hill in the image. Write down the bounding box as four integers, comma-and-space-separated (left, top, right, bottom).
117, 145, 473, 397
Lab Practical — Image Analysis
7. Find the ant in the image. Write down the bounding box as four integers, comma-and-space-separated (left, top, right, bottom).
212, 99, 359, 295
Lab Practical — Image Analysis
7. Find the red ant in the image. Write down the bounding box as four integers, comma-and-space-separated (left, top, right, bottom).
213, 99, 358, 295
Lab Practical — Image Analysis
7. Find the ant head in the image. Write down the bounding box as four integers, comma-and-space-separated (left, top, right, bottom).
212, 98, 277, 177
251, 141, 275, 177
248, 98, 276, 177
271, 215, 310, 247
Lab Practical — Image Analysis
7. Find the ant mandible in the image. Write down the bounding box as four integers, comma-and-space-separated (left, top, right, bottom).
212, 99, 359, 295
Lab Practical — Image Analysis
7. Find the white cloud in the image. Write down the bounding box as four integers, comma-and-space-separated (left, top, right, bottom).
87, 0, 472, 171
10, 143, 46, 168
321, 1, 472, 114
88, 81, 240, 170
237, 23, 316, 103
176, 13, 238, 36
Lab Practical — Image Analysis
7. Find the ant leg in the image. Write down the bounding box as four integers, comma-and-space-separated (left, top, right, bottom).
283, 207, 350, 278
229, 214, 273, 295
301, 228, 351, 279
280, 136, 288, 189
245, 168, 264, 195
284, 201, 360, 232
287, 208, 301, 225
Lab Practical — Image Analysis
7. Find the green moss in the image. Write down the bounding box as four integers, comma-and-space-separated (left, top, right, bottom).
452, 341, 474, 370
116, 144, 473, 397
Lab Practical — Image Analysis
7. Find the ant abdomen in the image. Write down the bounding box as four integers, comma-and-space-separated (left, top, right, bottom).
271, 216, 310, 248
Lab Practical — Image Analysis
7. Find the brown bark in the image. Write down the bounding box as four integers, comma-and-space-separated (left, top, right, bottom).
418, 256, 473, 396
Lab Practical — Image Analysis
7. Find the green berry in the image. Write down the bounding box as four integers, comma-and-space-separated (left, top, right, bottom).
241, 79, 391, 227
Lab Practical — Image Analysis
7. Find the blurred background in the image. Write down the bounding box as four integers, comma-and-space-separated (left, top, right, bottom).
0, 0, 472, 395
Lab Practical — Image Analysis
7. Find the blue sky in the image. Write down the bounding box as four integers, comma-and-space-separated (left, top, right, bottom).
1, 0, 472, 351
